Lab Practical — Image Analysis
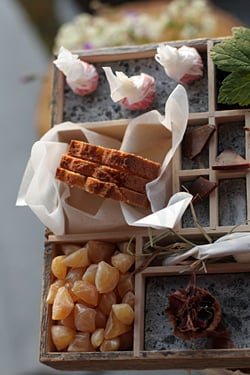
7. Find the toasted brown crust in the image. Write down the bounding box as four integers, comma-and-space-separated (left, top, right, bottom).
55, 167, 149, 209
60, 154, 149, 193
55, 167, 87, 189
68, 140, 160, 180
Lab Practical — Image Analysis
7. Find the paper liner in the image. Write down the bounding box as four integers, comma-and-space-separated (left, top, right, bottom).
162, 232, 250, 265
16, 85, 189, 235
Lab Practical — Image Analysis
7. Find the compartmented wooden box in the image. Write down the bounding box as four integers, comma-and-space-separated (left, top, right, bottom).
40, 38, 250, 371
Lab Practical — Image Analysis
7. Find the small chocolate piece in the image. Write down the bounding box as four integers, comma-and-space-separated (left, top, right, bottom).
188, 176, 218, 203
212, 148, 250, 170
182, 124, 216, 160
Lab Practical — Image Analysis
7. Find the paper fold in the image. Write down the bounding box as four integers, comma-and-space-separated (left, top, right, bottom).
16, 84, 189, 235
163, 231, 250, 265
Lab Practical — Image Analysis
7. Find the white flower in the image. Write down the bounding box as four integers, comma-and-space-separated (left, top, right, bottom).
155, 44, 203, 83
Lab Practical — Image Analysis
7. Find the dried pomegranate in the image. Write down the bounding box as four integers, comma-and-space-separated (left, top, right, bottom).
165, 273, 222, 341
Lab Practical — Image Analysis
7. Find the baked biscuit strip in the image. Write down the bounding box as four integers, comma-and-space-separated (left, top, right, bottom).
55, 167, 149, 209
60, 154, 149, 193
68, 140, 160, 180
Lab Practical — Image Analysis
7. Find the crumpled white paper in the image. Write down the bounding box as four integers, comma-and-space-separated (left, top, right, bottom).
130, 191, 192, 229
155, 44, 203, 83
103, 66, 155, 110
163, 231, 250, 265
53, 46, 99, 95
16, 84, 188, 235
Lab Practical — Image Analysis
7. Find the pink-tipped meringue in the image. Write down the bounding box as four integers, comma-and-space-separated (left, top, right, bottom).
103, 67, 155, 110
53, 46, 98, 95
155, 44, 203, 84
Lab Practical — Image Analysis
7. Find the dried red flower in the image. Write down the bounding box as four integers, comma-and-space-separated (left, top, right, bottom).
165, 273, 222, 341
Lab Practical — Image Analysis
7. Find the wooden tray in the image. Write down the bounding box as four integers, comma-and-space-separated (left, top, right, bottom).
40, 39, 250, 371
40, 231, 250, 371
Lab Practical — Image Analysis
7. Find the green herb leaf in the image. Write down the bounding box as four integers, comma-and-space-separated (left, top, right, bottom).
210, 27, 250, 73
218, 71, 250, 106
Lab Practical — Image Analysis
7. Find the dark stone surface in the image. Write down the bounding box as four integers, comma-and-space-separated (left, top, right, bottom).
62, 52, 208, 123
144, 273, 250, 350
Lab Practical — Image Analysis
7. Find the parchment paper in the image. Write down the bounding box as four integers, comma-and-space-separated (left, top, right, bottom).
16, 84, 189, 235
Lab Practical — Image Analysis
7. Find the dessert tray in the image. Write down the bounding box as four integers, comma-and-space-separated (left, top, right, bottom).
22, 38, 250, 371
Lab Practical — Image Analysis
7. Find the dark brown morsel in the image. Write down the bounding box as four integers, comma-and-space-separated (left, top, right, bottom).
212, 148, 250, 170
182, 124, 216, 159
188, 176, 217, 203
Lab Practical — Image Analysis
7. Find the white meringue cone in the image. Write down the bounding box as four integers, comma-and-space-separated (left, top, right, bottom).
155, 44, 203, 84
54, 46, 98, 95
103, 67, 155, 110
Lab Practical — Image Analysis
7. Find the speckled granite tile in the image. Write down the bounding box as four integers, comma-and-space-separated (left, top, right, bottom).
144, 273, 250, 351
62, 52, 208, 124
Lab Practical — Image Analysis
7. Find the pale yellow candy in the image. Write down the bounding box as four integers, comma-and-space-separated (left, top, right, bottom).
87, 240, 115, 263
68, 332, 94, 352
62, 247, 90, 268
72, 280, 99, 306
122, 290, 135, 308
60, 243, 82, 255
100, 337, 120, 352
51, 325, 75, 351
117, 273, 134, 298
65, 267, 85, 286
46, 279, 65, 304
95, 261, 119, 294
60, 310, 75, 329
112, 303, 134, 326
91, 328, 105, 349
51, 255, 67, 279
74, 303, 96, 333
82, 264, 98, 285
99, 291, 117, 315
111, 252, 134, 273
52, 286, 74, 320
104, 310, 131, 340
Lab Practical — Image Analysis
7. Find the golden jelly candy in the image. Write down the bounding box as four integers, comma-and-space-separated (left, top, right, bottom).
51, 255, 67, 280
62, 247, 90, 268
74, 303, 96, 333
52, 286, 74, 320
82, 264, 98, 285
99, 291, 117, 316
117, 273, 134, 298
68, 332, 94, 352
122, 291, 135, 308
72, 280, 99, 306
51, 325, 75, 351
95, 261, 119, 294
104, 310, 131, 340
46, 279, 65, 304
111, 252, 134, 273
65, 267, 85, 285
112, 303, 135, 326
91, 328, 105, 349
87, 240, 115, 264
100, 337, 120, 352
